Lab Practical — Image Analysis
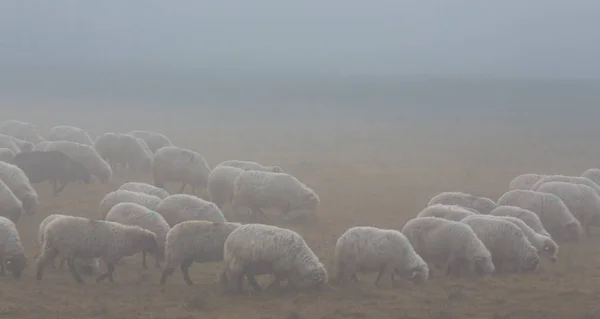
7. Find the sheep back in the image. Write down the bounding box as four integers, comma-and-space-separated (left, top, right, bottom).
428, 192, 497, 214
156, 194, 225, 227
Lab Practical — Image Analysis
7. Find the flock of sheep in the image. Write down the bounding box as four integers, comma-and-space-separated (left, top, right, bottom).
0, 118, 599, 295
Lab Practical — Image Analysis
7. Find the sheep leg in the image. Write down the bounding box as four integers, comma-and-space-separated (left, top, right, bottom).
179, 183, 186, 193
142, 251, 148, 269
180, 258, 194, 286
374, 264, 390, 288
55, 181, 68, 195
160, 267, 175, 285
245, 273, 263, 292
154, 255, 162, 269
96, 263, 115, 282
36, 248, 59, 280
67, 258, 84, 284
52, 178, 59, 196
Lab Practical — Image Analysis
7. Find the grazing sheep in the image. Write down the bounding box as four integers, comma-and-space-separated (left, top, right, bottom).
0, 134, 21, 153
128, 130, 173, 153
152, 146, 211, 195
46, 125, 94, 146
416, 204, 478, 221
0, 179, 23, 223
35, 140, 112, 183
531, 175, 600, 196
0, 216, 27, 278
105, 203, 170, 269
207, 165, 245, 209
463, 215, 558, 262
497, 190, 582, 243
38, 214, 101, 275
217, 160, 283, 173
219, 223, 328, 293
0, 120, 44, 143
535, 182, 600, 236
232, 170, 320, 219
0, 161, 39, 216
159, 221, 241, 285
118, 182, 169, 199
93, 132, 121, 172
11, 150, 92, 195
428, 192, 497, 214
119, 134, 153, 174
156, 194, 226, 227
36, 216, 158, 284
0, 148, 15, 163
333, 226, 429, 287
401, 217, 495, 277
509, 173, 547, 191
460, 215, 540, 273
489, 205, 551, 238
98, 190, 162, 219
10, 137, 34, 152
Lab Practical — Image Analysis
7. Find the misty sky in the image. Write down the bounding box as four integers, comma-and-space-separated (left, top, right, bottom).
1, 1, 599, 78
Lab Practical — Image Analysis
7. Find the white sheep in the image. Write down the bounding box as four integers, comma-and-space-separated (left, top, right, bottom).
118, 182, 169, 199
333, 226, 429, 287
428, 192, 497, 214
0, 120, 44, 144
128, 130, 173, 153
0, 216, 27, 278
105, 202, 170, 269
0, 148, 16, 163
36, 216, 158, 283
0, 161, 39, 217
93, 132, 121, 172
156, 194, 226, 227
401, 217, 495, 277
38, 214, 101, 275
497, 189, 582, 243
159, 220, 241, 285
531, 175, 600, 196
535, 181, 600, 236
416, 204, 478, 221
219, 223, 328, 293
10, 137, 34, 153
98, 190, 162, 219
582, 168, 600, 186
46, 125, 94, 146
207, 165, 245, 209
463, 214, 558, 263
0, 134, 21, 153
232, 170, 320, 219
217, 160, 283, 173
508, 173, 547, 191
460, 215, 540, 273
0, 178, 24, 223
35, 140, 112, 183
489, 205, 551, 238
152, 146, 211, 195
119, 134, 153, 174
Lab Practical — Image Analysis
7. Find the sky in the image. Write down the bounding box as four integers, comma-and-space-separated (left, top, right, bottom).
0, 0, 599, 78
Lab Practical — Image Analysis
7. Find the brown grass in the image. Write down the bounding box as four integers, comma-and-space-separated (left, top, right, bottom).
2, 104, 600, 319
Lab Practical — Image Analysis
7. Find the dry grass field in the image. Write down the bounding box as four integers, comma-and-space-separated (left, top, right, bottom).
2, 98, 600, 319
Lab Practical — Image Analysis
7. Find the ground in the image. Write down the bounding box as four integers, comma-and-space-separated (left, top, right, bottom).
2, 105, 600, 319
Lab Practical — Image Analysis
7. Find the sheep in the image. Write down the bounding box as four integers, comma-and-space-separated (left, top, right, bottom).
35, 140, 112, 184
105, 203, 170, 269
119, 134, 153, 174
0, 216, 27, 278
582, 168, 600, 186
93, 132, 121, 172
207, 165, 245, 209
460, 215, 540, 273
156, 194, 226, 227
508, 173, 547, 190
531, 175, 600, 196
416, 204, 478, 221
497, 189, 582, 243
0, 179, 24, 223
11, 150, 92, 195
98, 190, 162, 219
0, 161, 39, 216
159, 220, 241, 285
401, 217, 495, 277
0, 120, 44, 143
152, 146, 211, 195
232, 170, 320, 219
428, 192, 497, 214
217, 160, 283, 173
219, 223, 328, 293
10, 137, 34, 153
489, 205, 551, 238
46, 125, 94, 146
36, 216, 158, 284
0, 134, 21, 153
535, 182, 600, 236
333, 226, 429, 287
0, 148, 15, 163
128, 130, 173, 153
38, 214, 101, 275
462, 215, 558, 263
118, 182, 169, 199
